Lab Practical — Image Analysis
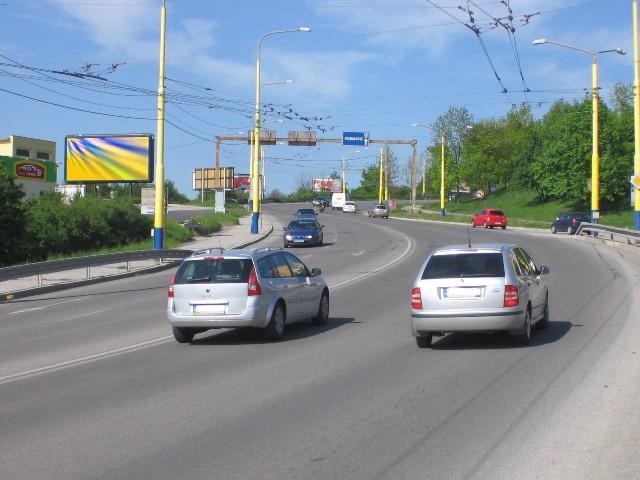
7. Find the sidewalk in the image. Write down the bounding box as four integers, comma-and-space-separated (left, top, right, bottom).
0, 214, 274, 299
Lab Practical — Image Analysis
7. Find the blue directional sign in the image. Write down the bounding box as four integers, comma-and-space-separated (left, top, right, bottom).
342, 131, 369, 146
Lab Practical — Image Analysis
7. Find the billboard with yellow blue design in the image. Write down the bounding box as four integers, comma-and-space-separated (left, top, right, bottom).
65, 134, 154, 183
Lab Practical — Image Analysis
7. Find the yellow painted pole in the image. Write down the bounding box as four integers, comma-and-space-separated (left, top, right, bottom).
440, 133, 446, 216
153, 0, 167, 249
384, 149, 389, 202
422, 151, 426, 196
378, 148, 384, 203
634, 0, 640, 230
591, 57, 600, 223
250, 51, 261, 234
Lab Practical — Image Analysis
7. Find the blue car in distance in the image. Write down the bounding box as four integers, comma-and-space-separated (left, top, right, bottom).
283, 218, 324, 248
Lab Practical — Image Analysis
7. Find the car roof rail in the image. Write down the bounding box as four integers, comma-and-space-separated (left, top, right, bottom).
191, 247, 224, 257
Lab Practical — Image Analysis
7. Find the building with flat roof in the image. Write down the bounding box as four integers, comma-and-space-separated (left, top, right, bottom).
0, 135, 57, 199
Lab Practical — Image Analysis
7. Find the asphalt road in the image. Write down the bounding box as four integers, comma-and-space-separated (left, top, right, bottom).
1, 203, 639, 480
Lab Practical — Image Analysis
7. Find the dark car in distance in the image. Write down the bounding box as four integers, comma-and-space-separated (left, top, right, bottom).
283, 218, 324, 248
551, 212, 590, 235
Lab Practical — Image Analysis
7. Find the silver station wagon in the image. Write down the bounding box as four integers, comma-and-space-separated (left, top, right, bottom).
411, 243, 550, 348
167, 248, 329, 343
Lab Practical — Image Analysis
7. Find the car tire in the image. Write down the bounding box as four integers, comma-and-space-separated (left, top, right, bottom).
264, 303, 286, 341
551, 225, 557, 234
312, 291, 329, 325
172, 326, 194, 344
514, 308, 532, 346
283, 242, 288, 248
501, 226, 506, 230
416, 334, 432, 348
567, 226, 574, 235
483, 221, 488, 228
538, 295, 549, 329
472, 221, 476, 228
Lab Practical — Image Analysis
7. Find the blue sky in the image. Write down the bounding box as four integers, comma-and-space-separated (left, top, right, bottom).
0, 0, 633, 196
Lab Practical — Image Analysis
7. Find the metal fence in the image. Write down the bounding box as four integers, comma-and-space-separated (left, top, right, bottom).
0, 249, 192, 284
576, 223, 640, 246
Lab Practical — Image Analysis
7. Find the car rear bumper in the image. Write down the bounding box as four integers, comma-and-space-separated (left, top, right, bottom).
168, 305, 268, 329
411, 309, 524, 334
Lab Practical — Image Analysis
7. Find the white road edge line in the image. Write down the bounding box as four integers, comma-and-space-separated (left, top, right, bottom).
0, 336, 173, 385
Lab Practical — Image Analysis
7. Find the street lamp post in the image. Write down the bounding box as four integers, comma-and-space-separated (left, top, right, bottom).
533, 38, 625, 224
251, 27, 310, 234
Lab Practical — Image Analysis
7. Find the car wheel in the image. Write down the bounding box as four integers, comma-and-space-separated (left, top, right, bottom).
483, 221, 488, 228
264, 303, 286, 341
416, 334, 432, 348
283, 241, 288, 248
514, 308, 532, 346
538, 295, 549, 329
312, 291, 329, 325
551, 225, 557, 234
501, 226, 506, 230
472, 221, 476, 228
172, 326, 194, 344
567, 226, 574, 235
319, 235, 323, 246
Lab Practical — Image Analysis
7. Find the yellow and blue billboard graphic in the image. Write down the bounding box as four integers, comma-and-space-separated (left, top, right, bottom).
65, 134, 154, 183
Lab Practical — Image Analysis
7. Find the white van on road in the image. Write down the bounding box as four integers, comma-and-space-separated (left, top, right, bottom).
331, 192, 346, 210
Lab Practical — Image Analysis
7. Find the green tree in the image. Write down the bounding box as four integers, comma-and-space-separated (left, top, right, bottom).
529, 98, 593, 203
432, 106, 474, 195
0, 165, 27, 266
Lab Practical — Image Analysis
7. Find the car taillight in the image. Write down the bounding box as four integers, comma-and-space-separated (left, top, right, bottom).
168, 274, 176, 298
411, 287, 423, 309
248, 267, 262, 296
504, 284, 519, 307
572, 217, 577, 225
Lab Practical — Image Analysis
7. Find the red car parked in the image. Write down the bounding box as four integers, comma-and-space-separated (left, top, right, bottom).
471, 208, 508, 229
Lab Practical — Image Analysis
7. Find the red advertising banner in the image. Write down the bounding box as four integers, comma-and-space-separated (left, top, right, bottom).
15, 161, 46, 180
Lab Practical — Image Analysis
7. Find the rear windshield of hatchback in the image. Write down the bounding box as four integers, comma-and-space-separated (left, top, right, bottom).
490, 210, 505, 216
175, 258, 252, 284
422, 253, 505, 279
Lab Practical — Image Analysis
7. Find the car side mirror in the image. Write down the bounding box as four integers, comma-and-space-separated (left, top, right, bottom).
311, 267, 322, 277
539, 265, 550, 275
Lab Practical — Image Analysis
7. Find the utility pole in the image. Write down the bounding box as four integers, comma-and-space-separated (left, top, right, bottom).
634, 0, 640, 230
411, 143, 417, 212
153, 0, 167, 249
378, 147, 384, 203
342, 157, 347, 194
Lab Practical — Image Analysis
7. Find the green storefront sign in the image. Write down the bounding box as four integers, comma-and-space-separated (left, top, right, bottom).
1, 155, 57, 183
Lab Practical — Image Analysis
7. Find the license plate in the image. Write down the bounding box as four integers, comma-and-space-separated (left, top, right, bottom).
445, 287, 482, 298
193, 304, 226, 314
293, 239, 305, 243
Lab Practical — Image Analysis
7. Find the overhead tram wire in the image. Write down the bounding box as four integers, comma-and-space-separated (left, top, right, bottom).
468, 0, 533, 104
423, 0, 513, 104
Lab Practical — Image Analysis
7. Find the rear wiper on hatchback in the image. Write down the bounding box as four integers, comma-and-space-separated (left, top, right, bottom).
188, 276, 211, 283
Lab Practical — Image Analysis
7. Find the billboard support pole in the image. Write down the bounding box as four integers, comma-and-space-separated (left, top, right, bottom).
153, 0, 167, 249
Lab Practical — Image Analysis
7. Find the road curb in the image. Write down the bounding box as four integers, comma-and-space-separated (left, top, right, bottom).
1, 223, 274, 302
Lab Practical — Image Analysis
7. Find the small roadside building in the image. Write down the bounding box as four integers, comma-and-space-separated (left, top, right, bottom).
0, 135, 58, 199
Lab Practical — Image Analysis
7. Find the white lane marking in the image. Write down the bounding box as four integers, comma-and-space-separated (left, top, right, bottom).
8, 297, 86, 316
0, 336, 173, 385
353, 249, 365, 256
332, 228, 414, 289
55, 308, 110, 323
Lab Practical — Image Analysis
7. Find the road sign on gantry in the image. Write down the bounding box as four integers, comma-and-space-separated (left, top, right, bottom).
342, 132, 369, 146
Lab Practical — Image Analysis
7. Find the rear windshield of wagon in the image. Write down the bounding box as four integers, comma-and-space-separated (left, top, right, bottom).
421, 253, 505, 279
175, 258, 252, 284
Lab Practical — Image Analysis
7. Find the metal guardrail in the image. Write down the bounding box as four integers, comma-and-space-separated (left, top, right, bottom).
576, 223, 640, 246
0, 249, 192, 283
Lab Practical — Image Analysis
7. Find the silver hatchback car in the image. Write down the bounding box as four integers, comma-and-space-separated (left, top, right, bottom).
411, 244, 549, 348
168, 248, 329, 343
